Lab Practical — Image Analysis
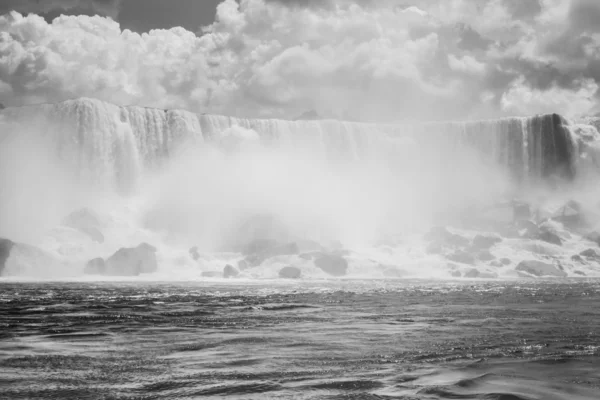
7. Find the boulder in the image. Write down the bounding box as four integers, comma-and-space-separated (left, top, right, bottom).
104, 243, 158, 276
512, 201, 531, 221
552, 200, 585, 230
574, 270, 587, 276
446, 251, 475, 265
489, 260, 503, 268
571, 254, 585, 263
538, 230, 562, 246
237, 259, 250, 271
451, 270, 462, 278
580, 248, 599, 259
585, 231, 600, 246
223, 264, 239, 278
84, 258, 105, 275
279, 266, 302, 279
314, 254, 348, 277
472, 234, 502, 250
0, 238, 14, 276
500, 258, 511, 265
515, 260, 567, 278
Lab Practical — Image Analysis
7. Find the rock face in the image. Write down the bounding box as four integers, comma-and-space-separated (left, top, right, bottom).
0, 238, 14, 276
189, 246, 200, 261
279, 266, 302, 279
515, 260, 567, 278
314, 254, 348, 276
103, 243, 158, 276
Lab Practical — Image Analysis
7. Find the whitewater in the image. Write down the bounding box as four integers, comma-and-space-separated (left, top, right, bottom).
2, 97, 600, 280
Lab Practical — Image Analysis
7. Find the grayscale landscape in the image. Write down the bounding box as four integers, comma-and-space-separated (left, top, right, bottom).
1, 0, 600, 398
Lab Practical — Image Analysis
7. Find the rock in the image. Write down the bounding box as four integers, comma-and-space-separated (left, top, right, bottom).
424, 227, 469, 247
464, 268, 480, 278
477, 250, 495, 262
580, 249, 599, 259
446, 251, 475, 265
517, 220, 540, 237
500, 258, 511, 265
489, 260, 503, 268
515, 260, 568, 278
571, 255, 585, 263
202, 271, 221, 278
84, 258, 105, 275
585, 231, 600, 246
223, 264, 239, 278
451, 270, 462, 278
472, 234, 502, 250
314, 254, 348, 277
189, 246, 200, 261
279, 266, 302, 279
104, 243, 158, 276
538, 230, 562, 246
83, 227, 104, 243
552, 200, 585, 230
574, 270, 587, 276
0, 238, 15, 276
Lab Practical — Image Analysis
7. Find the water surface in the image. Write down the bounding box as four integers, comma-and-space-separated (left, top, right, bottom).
1, 280, 599, 399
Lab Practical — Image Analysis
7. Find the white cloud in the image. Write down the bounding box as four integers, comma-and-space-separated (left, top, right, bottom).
0, 0, 598, 120
501, 77, 598, 117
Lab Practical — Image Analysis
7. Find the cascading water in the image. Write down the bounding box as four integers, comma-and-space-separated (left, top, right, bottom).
0, 97, 597, 279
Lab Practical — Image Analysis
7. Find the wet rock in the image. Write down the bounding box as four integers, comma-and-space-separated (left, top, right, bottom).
489, 260, 503, 268
202, 271, 221, 278
571, 255, 585, 263
451, 270, 462, 278
464, 269, 480, 278
585, 231, 600, 246
279, 266, 302, 279
552, 200, 586, 230
472, 234, 502, 250
314, 254, 348, 277
515, 260, 567, 278
224, 264, 239, 278
104, 243, 158, 276
189, 246, 200, 261
538, 229, 562, 246
580, 249, 599, 259
84, 258, 105, 275
446, 251, 475, 265
500, 258, 511, 265
574, 270, 587, 276
477, 250, 495, 262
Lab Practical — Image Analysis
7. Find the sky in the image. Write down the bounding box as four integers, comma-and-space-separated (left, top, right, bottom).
0, 0, 599, 121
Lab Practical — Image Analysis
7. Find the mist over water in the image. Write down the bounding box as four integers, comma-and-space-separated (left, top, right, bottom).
0, 98, 599, 279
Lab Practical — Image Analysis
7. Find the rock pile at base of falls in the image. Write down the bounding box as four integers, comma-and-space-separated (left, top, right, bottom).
85, 243, 158, 276
279, 266, 302, 279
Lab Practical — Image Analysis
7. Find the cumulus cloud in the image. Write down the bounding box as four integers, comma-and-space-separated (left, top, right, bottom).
0, 0, 598, 120
0, 0, 121, 18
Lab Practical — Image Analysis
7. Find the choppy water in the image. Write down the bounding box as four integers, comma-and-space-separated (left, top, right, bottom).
1, 280, 599, 399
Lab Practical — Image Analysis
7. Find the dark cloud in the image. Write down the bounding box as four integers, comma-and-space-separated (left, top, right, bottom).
569, 0, 600, 33
0, 0, 121, 18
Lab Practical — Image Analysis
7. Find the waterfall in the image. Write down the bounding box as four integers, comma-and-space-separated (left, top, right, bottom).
0, 98, 586, 192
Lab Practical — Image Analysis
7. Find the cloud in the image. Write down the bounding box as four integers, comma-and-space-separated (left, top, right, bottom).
0, 0, 598, 120
0, 0, 121, 18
